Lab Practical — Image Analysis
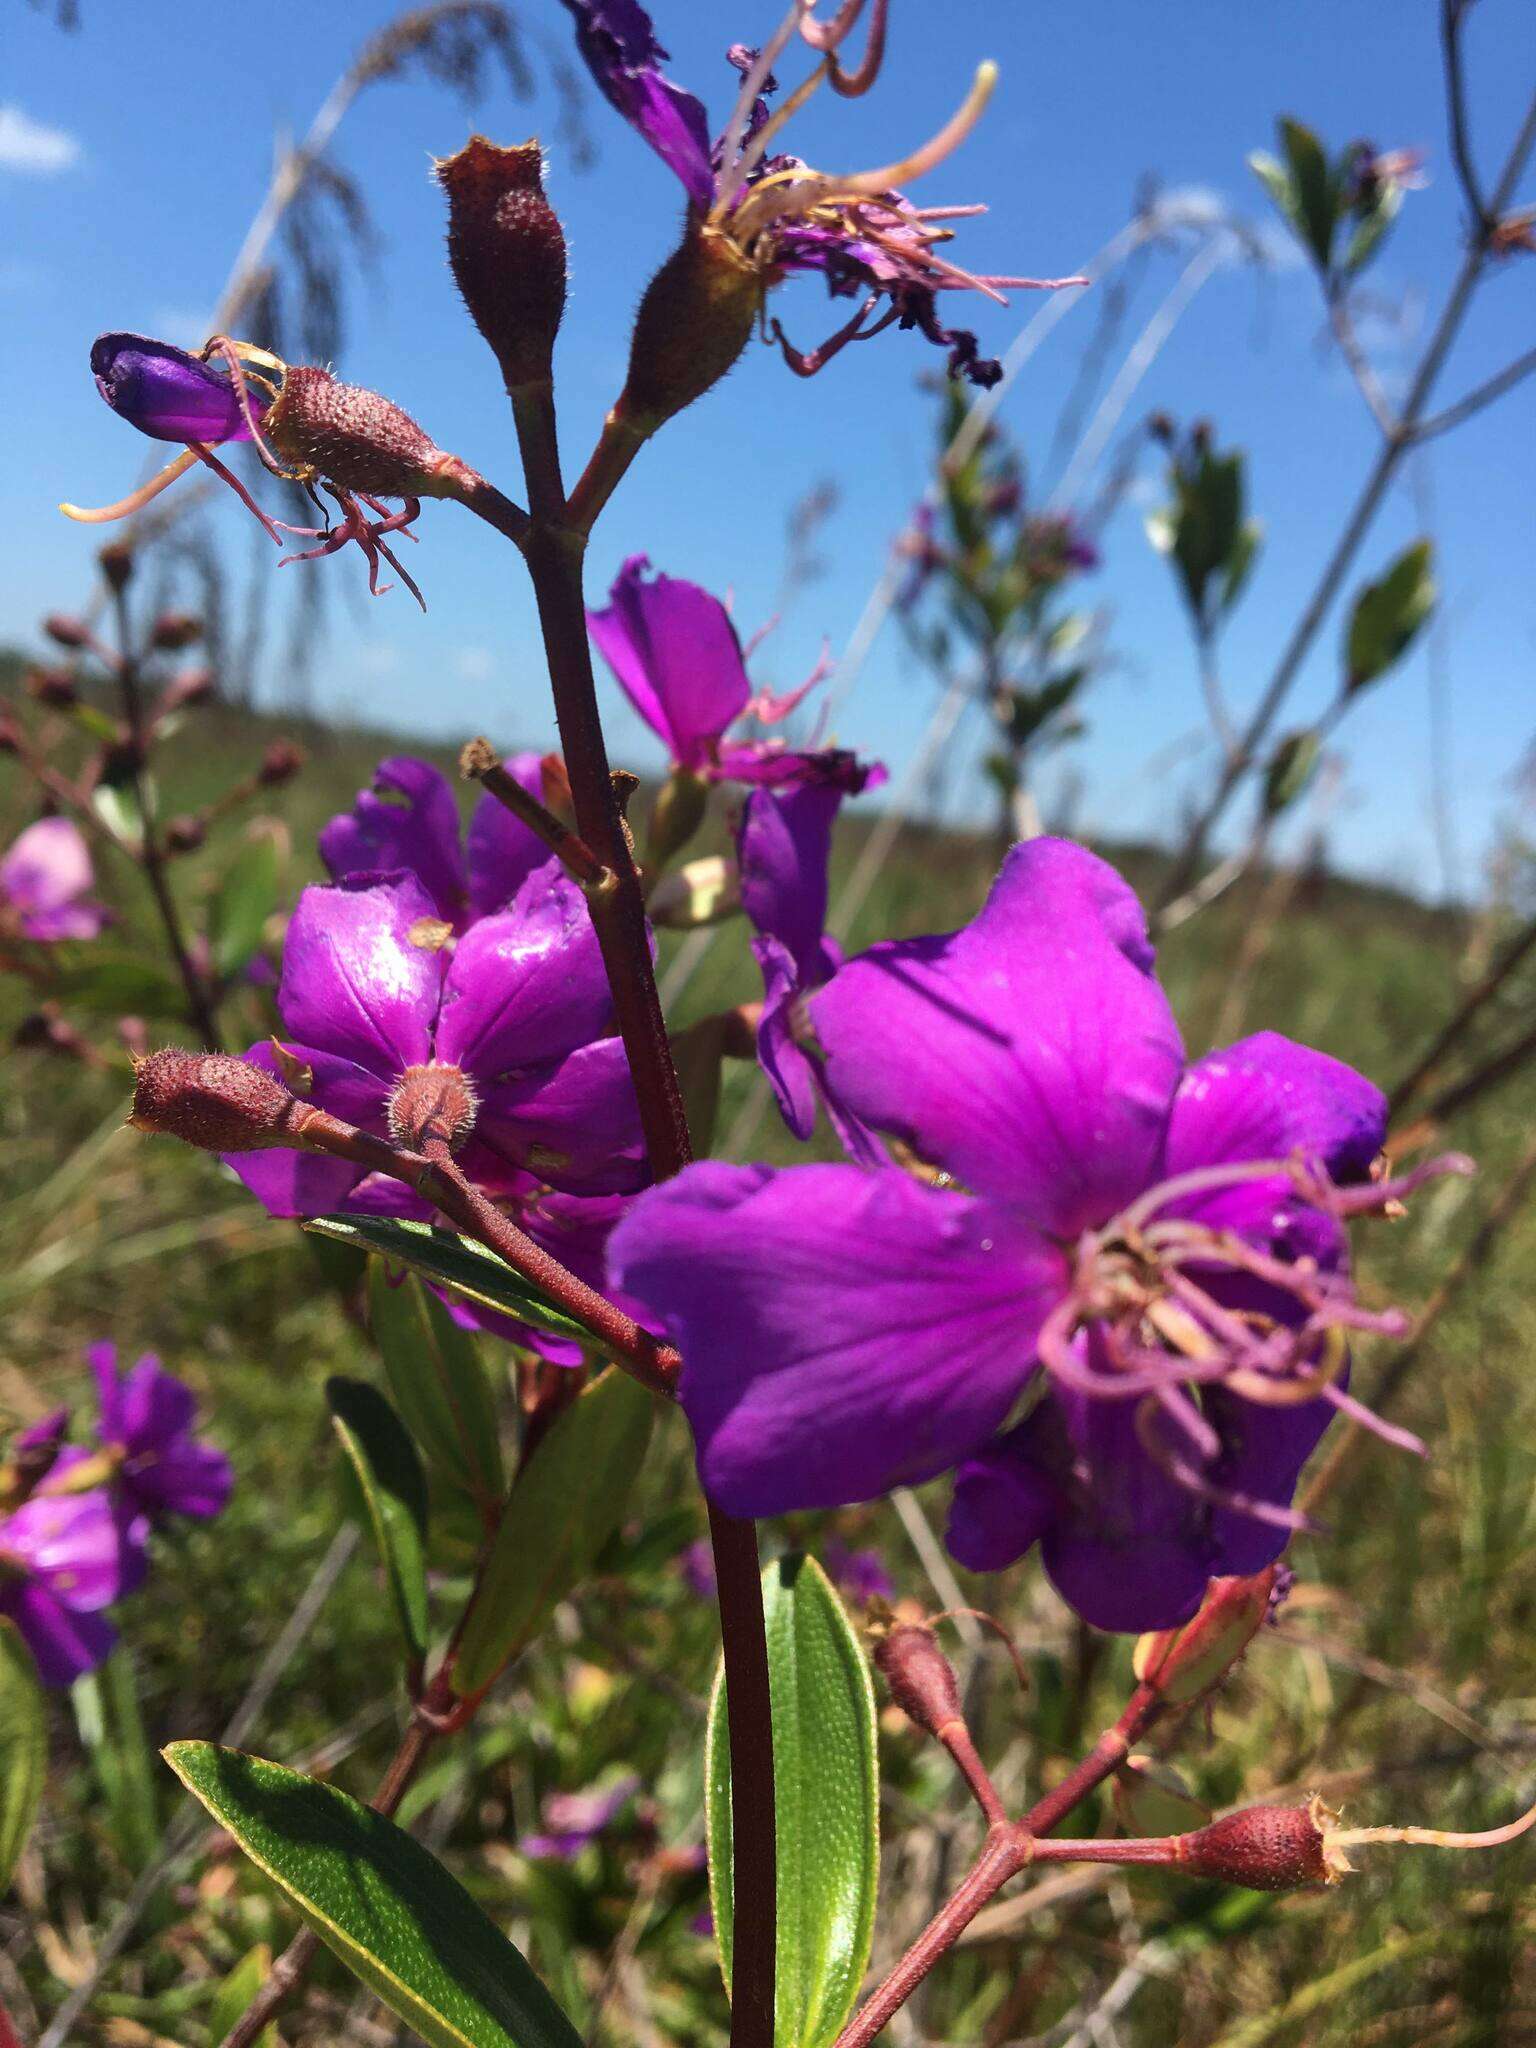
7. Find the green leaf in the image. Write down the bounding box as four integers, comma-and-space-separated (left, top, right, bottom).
163, 1743, 582, 2048
1280, 117, 1338, 269
91, 776, 145, 845
1263, 729, 1322, 816
707, 1554, 880, 2048
1345, 539, 1436, 692
1222, 517, 1263, 616
72, 1648, 159, 1869
1344, 177, 1403, 273
209, 822, 286, 979
452, 1367, 654, 1697
1248, 148, 1296, 231
0, 1621, 45, 1890
365, 1265, 505, 1510
206, 1943, 278, 2048
309, 1214, 593, 1347
326, 1376, 431, 1665
45, 951, 184, 1016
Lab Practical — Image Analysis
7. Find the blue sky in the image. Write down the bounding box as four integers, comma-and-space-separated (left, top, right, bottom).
4, 0, 1533, 895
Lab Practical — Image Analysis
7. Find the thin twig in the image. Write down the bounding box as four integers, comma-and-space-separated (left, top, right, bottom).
1388, 905, 1536, 1118
1441, 0, 1491, 230
458, 737, 609, 888
1415, 343, 1536, 441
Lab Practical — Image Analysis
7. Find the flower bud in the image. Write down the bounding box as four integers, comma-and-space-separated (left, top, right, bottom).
265, 368, 462, 501
43, 614, 91, 651
151, 610, 203, 651
438, 136, 567, 390
387, 1061, 478, 1152
164, 815, 206, 855
97, 542, 135, 593
646, 768, 708, 867
1178, 1801, 1338, 1891
159, 666, 215, 715
873, 1622, 964, 1740
619, 224, 761, 436
258, 739, 305, 787
1133, 1566, 1278, 1708
130, 1049, 300, 1152
26, 666, 78, 708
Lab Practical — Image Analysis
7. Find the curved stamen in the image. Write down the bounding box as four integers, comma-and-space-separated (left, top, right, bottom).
60, 446, 199, 524
1134, 1398, 1320, 1537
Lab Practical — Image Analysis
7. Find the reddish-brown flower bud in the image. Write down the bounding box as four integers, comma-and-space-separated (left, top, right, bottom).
265, 368, 462, 501
1133, 1565, 1279, 1708
164, 814, 206, 855
873, 1622, 965, 1740
150, 610, 203, 651
387, 1061, 478, 1152
1178, 1802, 1337, 1891
0, 716, 20, 754
130, 1049, 300, 1152
97, 542, 135, 593
26, 666, 78, 708
258, 739, 305, 787
43, 614, 91, 651
158, 666, 215, 715
619, 223, 762, 436
438, 135, 567, 390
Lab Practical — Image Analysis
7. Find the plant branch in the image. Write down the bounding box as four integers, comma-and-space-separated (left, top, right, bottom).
1389, 904, 1536, 1118
458, 736, 609, 887
1415, 344, 1536, 441
1326, 284, 1402, 438
1153, 84, 1536, 916
1442, 0, 1492, 231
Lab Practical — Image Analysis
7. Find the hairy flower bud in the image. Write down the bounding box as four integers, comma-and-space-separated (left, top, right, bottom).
387, 1061, 478, 1152
43, 614, 91, 651
619, 223, 761, 436
26, 666, 78, 708
130, 1049, 300, 1152
164, 815, 206, 855
258, 739, 305, 788
150, 610, 203, 651
873, 1622, 965, 1740
1178, 1801, 1339, 1891
438, 135, 567, 390
265, 368, 463, 501
97, 542, 134, 593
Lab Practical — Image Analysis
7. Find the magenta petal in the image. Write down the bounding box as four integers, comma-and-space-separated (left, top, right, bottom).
435, 864, 615, 1078
476, 1039, 646, 1193
610, 1162, 1062, 1516
1201, 1382, 1335, 1577
90, 332, 261, 446
0, 1488, 133, 1611
810, 839, 1184, 1232
1162, 1032, 1388, 1260
738, 784, 841, 977
753, 936, 820, 1142
558, 1, 716, 209
0, 1583, 116, 1687
588, 556, 751, 770
278, 876, 444, 1078
466, 753, 551, 920
319, 758, 468, 926
1, 817, 93, 916
227, 1148, 363, 1220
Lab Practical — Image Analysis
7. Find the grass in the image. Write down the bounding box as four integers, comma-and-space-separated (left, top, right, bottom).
2, 679, 1534, 2047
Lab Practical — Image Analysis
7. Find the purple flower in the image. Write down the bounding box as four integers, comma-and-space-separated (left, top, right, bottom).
610, 839, 1450, 1634
736, 784, 878, 1158
822, 1540, 894, 1604
89, 1344, 233, 1524
319, 754, 550, 932
519, 1773, 642, 1860
90, 333, 263, 446
0, 818, 108, 942
226, 864, 646, 1215
589, 555, 878, 793
0, 1488, 136, 1687
560, 3, 1083, 387
678, 1536, 717, 1599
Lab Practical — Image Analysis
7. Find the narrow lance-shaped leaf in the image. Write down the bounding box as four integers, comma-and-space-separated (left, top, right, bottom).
1344, 177, 1404, 273
1263, 728, 1322, 817
366, 1264, 506, 1510
163, 1743, 582, 2048
452, 1367, 654, 1697
206, 1943, 278, 2048
1280, 116, 1339, 270
708, 1554, 880, 2048
326, 1376, 430, 1665
0, 1621, 45, 1890
309, 1214, 593, 1345
1345, 540, 1436, 692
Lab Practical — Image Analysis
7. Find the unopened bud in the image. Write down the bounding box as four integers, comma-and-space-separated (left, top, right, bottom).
15, 1004, 93, 1064
873, 1622, 964, 1740
619, 224, 761, 437
265, 367, 464, 501
647, 768, 709, 867
159, 666, 215, 715
1178, 1800, 1339, 1891
164, 814, 206, 855
1133, 1566, 1278, 1708
150, 610, 203, 651
97, 542, 135, 593
130, 1048, 301, 1152
438, 135, 567, 390
26, 666, 78, 708
0, 716, 20, 755
258, 739, 305, 787
387, 1061, 478, 1152
43, 614, 91, 651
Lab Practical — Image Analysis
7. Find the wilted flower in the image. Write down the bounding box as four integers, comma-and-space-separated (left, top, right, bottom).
88, 1344, 233, 1525
611, 839, 1464, 1633
0, 818, 108, 942
589, 555, 879, 792
225, 864, 646, 1215
561, 0, 1083, 388
320, 754, 551, 933
0, 1487, 137, 1687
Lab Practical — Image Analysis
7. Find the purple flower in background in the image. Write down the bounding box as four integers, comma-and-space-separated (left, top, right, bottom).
612, 839, 1454, 1634
1021, 511, 1100, 583
0, 818, 108, 942
90, 333, 263, 447
822, 1540, 895, 1604
736, 783, 879, 1158
319, 755, 551, 932
519, 1773, 642, 1860
678, 1536, 717, 1599
589, 556, 879, 793
89, 1344, 233, 1524
0, 1488, 137, 1687
226, 864, 646, 1216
